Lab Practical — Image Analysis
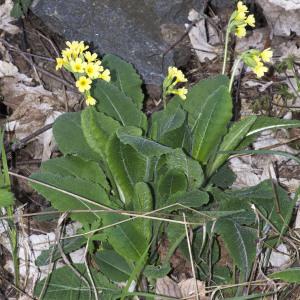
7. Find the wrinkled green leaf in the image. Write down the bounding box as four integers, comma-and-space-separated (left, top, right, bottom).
34, 264, 118, 299
189, 86, 233, 164
41, 155, 109, 191
93, 80, 146, 130
210, 164, 237, 189
53, 112, 99, 161
103, 214, 149, 261
30, 172, 110, 224
215, 219, 256, 280
106, 134, 148, 205
94, 250, 132, 282
117, 127, 173, 157
133, 182, 153, 242
166, 149, 204, 189
102, 54, 144, 110
81, 107, 120, 158
207, 116, 257, 177
35, 236, 86, 266
167, 190, 209, 208
269, 267, 300, 283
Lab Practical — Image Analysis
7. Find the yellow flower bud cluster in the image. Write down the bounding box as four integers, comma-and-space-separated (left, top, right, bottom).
242, 48, 273, 78
56, 41, 111, 106
229, 1, 255, 38
163, 67, 188, 100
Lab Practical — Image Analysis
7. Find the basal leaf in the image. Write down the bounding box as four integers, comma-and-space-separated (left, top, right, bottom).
30, 173, 110, 224
106, 134, 148, 205
150, 99, 191, 150
81, 107, 121, 158
269, 267, 300, 283
103, 214, 149, 262
102, 54, 144, 110
215, 219, 256, 280
34, 264, 118, 299
247, 116, 300, 136
166, 149, 204, 189
53, 112, 100, 161
94, 250, 133, 282
92, 80, 146, 130
157, 169, 188, 203
189, 86, 233, 164
117, 127, 173, 158
167, 190, 209, 208
41, 155, 110, 191
133, 182, 153, 242
210, 164, 237, 189
207, 116, 257, 177
35, 236, 86, 266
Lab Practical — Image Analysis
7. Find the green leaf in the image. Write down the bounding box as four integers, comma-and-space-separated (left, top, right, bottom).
167, 190, 209, 208
35, 236, 86, 266
103, 214, 149, 261
247, 116, 300, 136
106, 134, 148, 205
81, 107, 121, 158
157, 169, 188, 202
34, 264, 118, 299
0, 189, 15, 207
94, 250, 133, 282
210, 163, 237, 189
30, 172, 110, 224
150, 100, 191, 150
102, 54, 144, 110
143, 264, 172, 279
11, 2, 23, 18
189, 86, 233, 164
41, 155, 110, 191
207, 116, 257, 177
117, 127, 173, 157
53, 112, 100, 161
269, 267, 300, 283
92, 80, 146, 130
215, 219, 256, 280
133, 182, 153, 242
165, 149, 204, 189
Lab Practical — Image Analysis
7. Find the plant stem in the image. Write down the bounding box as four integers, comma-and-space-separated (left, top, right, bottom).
229, 57, 242, 92
222, 28, 231, 75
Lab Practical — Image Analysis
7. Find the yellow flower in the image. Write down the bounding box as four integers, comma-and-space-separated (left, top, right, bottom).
167, 66, 187, 83
252, 62, 268, 78
56, 57, 64, 70
237, 1, 248, 14
260, 48, 273, 63
66, 41, 80, 50
246, 14, 255, 27
70, 58, 86, 73
62, 48, 73, 60
85, 95, 96, 106
78, 41, 89, 54
235, 11, 246, 21
99, 69, 111, 82
171, 87, 188, 100
85, 51, 98, 63
85, 63, 103, 79
76, 76, 92, 93
235, 25, 247, 38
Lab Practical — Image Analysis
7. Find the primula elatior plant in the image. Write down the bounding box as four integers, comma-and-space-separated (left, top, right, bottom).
28, 2, 300, 299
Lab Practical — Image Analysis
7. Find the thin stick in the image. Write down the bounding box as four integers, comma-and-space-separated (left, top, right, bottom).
183, 213, 199, 300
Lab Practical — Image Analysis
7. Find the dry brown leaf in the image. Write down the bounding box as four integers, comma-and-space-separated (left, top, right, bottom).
0, 0, 20, 34
179, 278, 207, 300
156, 276, 182, 299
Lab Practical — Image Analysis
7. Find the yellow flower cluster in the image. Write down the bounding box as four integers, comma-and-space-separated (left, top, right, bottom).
55, 41, 111, 106
230, 1, 255, 38
242, 48, 273, 78
163, 67, 188, 100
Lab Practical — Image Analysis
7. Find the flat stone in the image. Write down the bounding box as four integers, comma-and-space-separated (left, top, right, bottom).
31, 0, 205, 84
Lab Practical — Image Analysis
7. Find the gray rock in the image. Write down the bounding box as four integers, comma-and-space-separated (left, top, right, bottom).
31, 0, 205, 84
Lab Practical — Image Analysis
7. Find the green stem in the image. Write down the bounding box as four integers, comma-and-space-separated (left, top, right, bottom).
228, 57, 242, 92
222, 28, 231, 75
